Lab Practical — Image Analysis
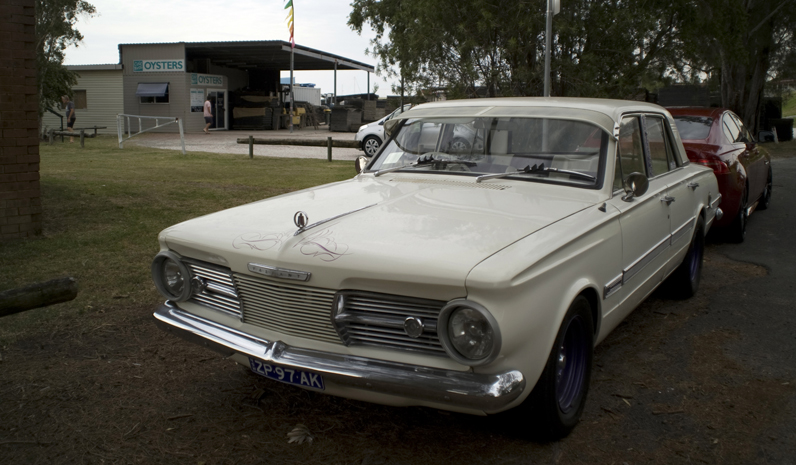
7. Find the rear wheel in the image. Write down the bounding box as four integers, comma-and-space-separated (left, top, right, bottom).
757, 166, 772, 211
666, 215, 705, 299
509, 295, 594, 440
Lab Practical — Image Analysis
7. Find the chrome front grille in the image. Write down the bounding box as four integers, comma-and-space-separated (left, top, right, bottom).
234, 274, 341, 344
185, 261, 241, 317
333, 292, 447, 355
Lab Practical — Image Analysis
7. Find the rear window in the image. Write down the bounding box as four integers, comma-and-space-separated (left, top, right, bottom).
673, 116, 713, 140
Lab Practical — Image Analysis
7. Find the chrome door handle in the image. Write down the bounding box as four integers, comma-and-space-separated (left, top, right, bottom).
661, 196, 675, 205
687, 182, 699, 190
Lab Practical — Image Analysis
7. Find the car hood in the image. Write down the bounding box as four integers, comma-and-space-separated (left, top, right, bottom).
161, 175, 597, 297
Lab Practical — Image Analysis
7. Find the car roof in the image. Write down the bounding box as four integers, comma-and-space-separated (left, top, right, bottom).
394, 97, 672, 136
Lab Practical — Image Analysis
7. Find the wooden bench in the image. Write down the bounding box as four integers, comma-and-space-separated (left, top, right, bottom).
48, 126, 106, 147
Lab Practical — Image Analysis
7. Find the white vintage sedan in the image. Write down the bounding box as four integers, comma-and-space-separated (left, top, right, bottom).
152, 98, 722, 439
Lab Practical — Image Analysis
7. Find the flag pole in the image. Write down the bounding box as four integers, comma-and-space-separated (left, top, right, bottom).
290, 47, 294, 133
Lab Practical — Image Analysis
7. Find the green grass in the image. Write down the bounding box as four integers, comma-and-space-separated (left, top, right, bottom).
783, 94, 796, 119
0, 137, 353, 344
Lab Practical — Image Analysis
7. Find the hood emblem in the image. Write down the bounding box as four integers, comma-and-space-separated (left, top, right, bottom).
294, 211, 309, 228
248, 263, 311, 282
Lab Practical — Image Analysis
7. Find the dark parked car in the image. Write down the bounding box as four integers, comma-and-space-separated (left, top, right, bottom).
669, 107, 772, 242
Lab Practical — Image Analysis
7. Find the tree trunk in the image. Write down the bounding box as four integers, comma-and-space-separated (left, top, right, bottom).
0, 277, 78, 318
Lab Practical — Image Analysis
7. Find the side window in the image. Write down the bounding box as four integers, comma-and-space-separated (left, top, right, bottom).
730, 113, 752, 142
614, 116, 646, 191
646, 116, 676, 176
722, 113, 740, 143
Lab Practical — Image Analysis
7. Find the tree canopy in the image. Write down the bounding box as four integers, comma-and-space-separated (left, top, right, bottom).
349, 0, 795, 131
35, 0, 96, 116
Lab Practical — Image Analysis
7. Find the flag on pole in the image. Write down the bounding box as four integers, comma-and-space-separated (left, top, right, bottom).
284, 0, 295, 48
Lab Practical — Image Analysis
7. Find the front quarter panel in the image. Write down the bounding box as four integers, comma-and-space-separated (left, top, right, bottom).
466, 204, 621, 410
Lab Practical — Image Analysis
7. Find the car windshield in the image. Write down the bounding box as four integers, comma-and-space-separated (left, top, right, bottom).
368, 117, 608, 188
673, 116, 713, 140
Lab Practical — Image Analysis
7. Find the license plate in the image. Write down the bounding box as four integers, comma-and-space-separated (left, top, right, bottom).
248, 358, 325, 390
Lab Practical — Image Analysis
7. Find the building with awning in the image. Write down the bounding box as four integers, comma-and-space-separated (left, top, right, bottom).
43, 40, 375, 134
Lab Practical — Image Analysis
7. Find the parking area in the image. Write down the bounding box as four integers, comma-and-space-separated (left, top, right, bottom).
130, 128, 364, 160
1, 154, 794, 465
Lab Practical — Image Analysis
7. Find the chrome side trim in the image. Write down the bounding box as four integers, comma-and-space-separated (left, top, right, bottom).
603, 274, 623, 299
154, 303, 525, 412
671, 217, 696, 245
623, 235, 671, 285
294, 204, 377, 236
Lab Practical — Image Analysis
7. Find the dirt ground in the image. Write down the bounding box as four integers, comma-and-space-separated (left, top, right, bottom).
1, 245, 793, 465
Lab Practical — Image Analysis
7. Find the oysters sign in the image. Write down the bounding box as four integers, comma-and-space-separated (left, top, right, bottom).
133, 59, 185, 72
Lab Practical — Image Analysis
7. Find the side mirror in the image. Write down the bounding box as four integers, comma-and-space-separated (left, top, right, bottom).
355, 156, 369, 174
622, 172, 649, 202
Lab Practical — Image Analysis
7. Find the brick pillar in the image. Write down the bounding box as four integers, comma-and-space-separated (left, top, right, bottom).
0, 0, 42, 240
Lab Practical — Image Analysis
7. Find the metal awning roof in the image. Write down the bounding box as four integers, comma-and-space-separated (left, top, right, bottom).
135, 82, 169, 97
120, 41, 374, 73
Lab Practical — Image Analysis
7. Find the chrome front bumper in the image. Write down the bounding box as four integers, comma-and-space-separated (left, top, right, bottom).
153, 302, 526, 413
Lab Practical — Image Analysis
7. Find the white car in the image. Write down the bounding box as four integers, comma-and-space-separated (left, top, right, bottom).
152, 98, 721, 439
355, 104, 412, 156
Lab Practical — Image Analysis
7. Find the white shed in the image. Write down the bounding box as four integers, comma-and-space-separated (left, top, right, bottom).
42, 64, 123, 135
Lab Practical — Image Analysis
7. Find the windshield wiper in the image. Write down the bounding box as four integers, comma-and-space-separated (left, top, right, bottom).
374, 153, 475, 177
475, 163, 596, 183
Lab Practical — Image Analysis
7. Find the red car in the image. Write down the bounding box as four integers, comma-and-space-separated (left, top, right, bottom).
669, 107, 772, 242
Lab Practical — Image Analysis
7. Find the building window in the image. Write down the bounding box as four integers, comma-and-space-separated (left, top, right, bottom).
136, 82, 170, 104
73, 90, 87, 109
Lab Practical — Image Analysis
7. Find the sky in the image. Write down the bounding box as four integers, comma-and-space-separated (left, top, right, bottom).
63, 0, 397, 97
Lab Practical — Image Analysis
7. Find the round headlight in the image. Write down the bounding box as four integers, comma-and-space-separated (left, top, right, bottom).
151, 251, 192, 301
438, 300, 501, 366
448, 307, 494, 359
162, 258, 185, 295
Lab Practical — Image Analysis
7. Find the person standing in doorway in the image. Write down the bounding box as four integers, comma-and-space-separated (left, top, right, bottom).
203, 96, 213, 134
62, 95, 76, 142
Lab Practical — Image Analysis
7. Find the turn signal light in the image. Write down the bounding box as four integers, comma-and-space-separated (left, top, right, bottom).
694, 158, 730, 175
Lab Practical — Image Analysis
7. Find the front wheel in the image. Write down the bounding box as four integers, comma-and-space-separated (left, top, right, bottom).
727, 185, 748, 243
666, 215, 705, 299
509, 296, 594, 440
362, 136, 381, 157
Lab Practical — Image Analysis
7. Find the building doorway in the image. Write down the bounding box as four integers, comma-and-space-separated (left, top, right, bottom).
208, 90, 227, 130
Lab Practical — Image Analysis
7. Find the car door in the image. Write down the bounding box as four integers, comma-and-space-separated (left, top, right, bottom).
605, 115, 672, 314
644, 114, 697, 274
721, 112, 753, 199
729, 112, 766, 203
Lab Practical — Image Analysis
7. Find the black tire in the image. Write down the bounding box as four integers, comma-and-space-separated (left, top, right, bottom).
450, 137, 471, 151
727, 185, 748, 243
757, 166, 772, 211
509, 295, 594, 440
666, 215, 705, 299
362, 136, 381, 157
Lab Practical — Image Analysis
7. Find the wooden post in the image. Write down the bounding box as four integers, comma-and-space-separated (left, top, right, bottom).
0, 277, 78, 318
79, 129, 85, 148
249, 135, 254, 159
327, 137, 332, 162
48, 129, 54, 145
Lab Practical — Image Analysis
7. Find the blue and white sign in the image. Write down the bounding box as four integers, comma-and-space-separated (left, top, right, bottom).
190, 73, 224, 86
133, 59, 185, 73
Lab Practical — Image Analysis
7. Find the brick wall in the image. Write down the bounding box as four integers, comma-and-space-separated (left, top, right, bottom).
0, 0, 42, 240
